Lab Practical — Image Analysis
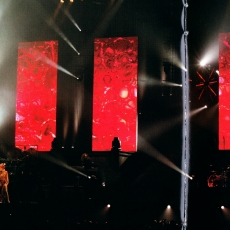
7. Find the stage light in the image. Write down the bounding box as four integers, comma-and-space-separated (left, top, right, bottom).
195, 65, 218, 101
184, 31, 189, 36
184, 3, 188, 7
199, 45, 218, 67
204, 105, 207, 108
73, 74, 84, 81
140, 77, 182, 87
102, 182, 105, 187
167, 205, 171, 209
60, 0, 64, 3
221, 206, 225, 209
70, 0, 74, 2
62, 7, 81, 32
199, 60, 207, 67
200, 59, 214, 68
107, 204, 111, 208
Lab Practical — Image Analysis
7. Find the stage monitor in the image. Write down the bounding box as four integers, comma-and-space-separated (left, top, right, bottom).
92, 37, 138, 152
15, 41, 58, 151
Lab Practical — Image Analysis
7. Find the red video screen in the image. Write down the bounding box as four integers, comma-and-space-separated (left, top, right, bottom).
92, 37, 138, 152
219, 33, 230, 150
15, 41, 58, 151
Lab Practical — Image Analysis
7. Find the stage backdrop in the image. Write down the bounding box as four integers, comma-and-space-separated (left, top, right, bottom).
15, 41, 58, 151
92, 37, 138, 152
219, 33, 230, 150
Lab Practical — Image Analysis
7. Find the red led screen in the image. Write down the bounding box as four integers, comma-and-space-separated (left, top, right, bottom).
92, 37, 138, 152
219, 33, 230, 150
15, 41, 58, 151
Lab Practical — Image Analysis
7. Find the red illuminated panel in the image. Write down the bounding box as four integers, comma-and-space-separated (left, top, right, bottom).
219, 33, 230, 150
92, 37, 138, 152
15, 41, 58, 151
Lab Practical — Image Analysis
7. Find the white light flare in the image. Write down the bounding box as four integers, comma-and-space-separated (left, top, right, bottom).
199, 45, 219, 67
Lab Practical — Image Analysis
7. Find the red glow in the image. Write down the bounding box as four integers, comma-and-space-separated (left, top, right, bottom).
15, 41, 58, 151
92, 37, 138, 152
219, 33, 230, 150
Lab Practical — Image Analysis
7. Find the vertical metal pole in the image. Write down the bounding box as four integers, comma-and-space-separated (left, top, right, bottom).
181, 1, 189, 229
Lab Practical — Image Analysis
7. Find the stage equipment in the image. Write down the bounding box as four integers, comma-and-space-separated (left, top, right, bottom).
196, 66, 218, 101
207, 165, 230, 188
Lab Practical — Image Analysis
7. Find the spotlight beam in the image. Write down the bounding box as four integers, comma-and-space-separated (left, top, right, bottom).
17, 0, 80, 55
69, 0, 124, 75
142, 107, 207, 143
62, 8, 81, 31
25, 49, 80, 80
161, 80, 183, 87
138, 77, 182, 87
39, 153, 88, 178
47, 19, 80, 55
189, 105, 207, 116
138, 135, 192, 180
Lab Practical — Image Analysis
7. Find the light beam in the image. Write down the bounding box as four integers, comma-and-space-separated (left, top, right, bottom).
138, 135, 192, 180
47, 19, 80, 55
39, 153, 88, 178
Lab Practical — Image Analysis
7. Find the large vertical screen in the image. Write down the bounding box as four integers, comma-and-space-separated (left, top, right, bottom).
92, 37, 138, 152
15, 41, 58, 151
219, 33, 230, 150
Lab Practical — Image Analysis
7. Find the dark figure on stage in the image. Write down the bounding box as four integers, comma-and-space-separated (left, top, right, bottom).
81, 153, 92, 169
110, 137, 121, 170
0, 163, 10, 203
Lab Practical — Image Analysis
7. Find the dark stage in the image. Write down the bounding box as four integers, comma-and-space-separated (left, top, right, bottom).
1, 150, 230, 230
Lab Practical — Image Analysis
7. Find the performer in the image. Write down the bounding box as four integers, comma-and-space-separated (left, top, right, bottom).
0, 163, 10, 203
81, 153, 92, 169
